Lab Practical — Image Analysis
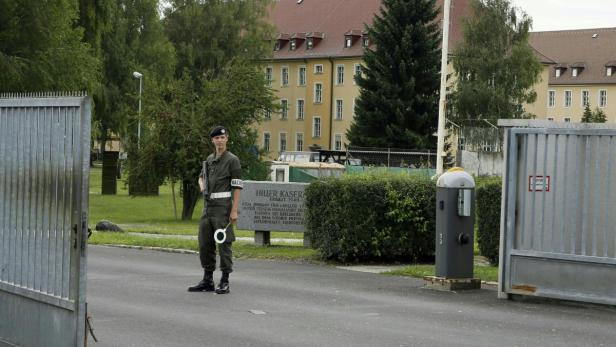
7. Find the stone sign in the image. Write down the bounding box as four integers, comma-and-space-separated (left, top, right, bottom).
237, 181, 308, 232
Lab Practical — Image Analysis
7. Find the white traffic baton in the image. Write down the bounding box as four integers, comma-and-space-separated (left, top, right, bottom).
214, 222, 231, 244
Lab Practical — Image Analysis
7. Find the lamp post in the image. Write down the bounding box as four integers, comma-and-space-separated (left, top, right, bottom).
133, 71, 143, 149
436, 0, 451, 175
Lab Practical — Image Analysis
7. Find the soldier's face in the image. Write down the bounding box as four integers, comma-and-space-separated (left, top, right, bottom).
211, 134, 228, 150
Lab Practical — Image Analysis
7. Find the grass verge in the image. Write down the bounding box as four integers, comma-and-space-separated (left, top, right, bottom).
89, 232, 319, 262
384, 264, 498, 282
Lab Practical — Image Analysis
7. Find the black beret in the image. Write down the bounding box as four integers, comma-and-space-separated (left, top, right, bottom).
209, 126, 227, 138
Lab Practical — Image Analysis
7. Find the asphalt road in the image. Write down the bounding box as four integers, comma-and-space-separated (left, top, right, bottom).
86, 246, 616, 347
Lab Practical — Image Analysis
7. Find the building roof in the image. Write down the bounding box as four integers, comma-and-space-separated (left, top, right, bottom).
267, 0, 473, 60
529, 28, 616, 85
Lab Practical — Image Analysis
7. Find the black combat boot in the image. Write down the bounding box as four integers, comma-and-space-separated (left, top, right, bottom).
188, 271, 215, 292
215, 272, 230, 294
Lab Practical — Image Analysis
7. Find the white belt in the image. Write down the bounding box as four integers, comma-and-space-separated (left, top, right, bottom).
210, 191, 231, 199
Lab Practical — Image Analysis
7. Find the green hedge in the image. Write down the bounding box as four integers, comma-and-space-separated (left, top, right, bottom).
476, 179, 502, 265
305, 174, 435, 262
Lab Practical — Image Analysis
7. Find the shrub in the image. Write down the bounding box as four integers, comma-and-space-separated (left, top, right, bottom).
476, 180, 502, 264
305, 174, 435, 262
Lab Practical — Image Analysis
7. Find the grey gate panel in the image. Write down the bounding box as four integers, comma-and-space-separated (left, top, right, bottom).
0, 94, 91, 347
499, 126, 616, 305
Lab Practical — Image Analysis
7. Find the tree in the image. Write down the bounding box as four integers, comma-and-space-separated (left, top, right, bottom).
96, 0, 175, 148
581, 103, 594, 123
581, 104, 607, 123
139, 62, 275, 219
592, 107, 607, 123
164, 0, 274, 82
140, 0, 276, 219
0, 0, 99, 92
346, 0, 442, 149
450, 0, 542, 123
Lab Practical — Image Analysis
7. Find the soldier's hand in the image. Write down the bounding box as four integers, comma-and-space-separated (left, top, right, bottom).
229, 210, 238, 223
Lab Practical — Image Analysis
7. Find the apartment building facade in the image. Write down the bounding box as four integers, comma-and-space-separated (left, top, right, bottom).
260, 0, 472, 159
529, 28, 616, 122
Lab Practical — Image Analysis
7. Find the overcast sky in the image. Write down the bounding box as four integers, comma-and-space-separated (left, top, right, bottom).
511, 0, 616, 32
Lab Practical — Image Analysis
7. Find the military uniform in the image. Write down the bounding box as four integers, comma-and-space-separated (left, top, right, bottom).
199, 150, 242, 273
189, 126, 242, 294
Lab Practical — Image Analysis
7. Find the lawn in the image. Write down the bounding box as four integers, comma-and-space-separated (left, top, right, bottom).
88, 165, 302, 239
88, 164, 498, 283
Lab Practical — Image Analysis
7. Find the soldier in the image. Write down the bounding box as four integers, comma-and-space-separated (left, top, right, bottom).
188, 126, 243, 294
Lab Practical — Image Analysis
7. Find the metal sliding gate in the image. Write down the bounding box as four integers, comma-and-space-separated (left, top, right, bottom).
499, 125, 616, 305
0, 94, 91, 346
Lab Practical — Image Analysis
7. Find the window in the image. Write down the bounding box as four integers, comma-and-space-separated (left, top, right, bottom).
274, 41, 280, 51
600, 90, 607, 107
582, 90, 589, 107
547, 117, 554, 121
313, 117, 321, 138
314, 83, 323, 103
352, 98, 357, 117
265, 67, 272, 86
548, 90, 555, 107
334, 134, 342, 151
564, 117, 571, 123
314, 64, 323, 74
362, 35, 369, 47
481, 141, 495, 152
296, 99, 304, 120
336, 65, 344, 85
335, 99, 343, 120
279, 133, 287, 152
354, 64, 362, 84
458, 137, 466, 151
564, 90, 572, 107
265, 108, 271, 119
280, 99, 288, 119
345, 37, 352, 48
281, 67, 289, 86
290, 40, 296, 51
555, 68, 561, 77
307, 38, 313, 50
296, 133, 304, 151
608, 67, 613, 77
572, 68, 578, 77
263, 132, 270, 151
298, 66, 306, 86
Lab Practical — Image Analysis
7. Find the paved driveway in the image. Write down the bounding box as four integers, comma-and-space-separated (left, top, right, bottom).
87, 246, 616, 347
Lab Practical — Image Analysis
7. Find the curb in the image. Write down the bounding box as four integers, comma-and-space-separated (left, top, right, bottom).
97, 244, 198, 255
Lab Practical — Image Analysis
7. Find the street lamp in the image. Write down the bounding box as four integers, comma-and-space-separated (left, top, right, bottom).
133, 71, 143, 149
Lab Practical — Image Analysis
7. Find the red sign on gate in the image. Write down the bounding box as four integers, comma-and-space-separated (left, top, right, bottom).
528, 175, 550, 192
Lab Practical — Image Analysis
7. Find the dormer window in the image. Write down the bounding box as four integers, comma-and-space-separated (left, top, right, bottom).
343, 30, 362, 48
274, 33, 290, 52
362, 34, 369, 47
289, 33, 305, 51
570, 63, 586, 77
306, 32, 324, 50
555, 69, 561, 77
607, 61, 616, 76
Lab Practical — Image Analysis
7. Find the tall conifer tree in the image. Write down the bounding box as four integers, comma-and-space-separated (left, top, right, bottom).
347, 0, 441, 149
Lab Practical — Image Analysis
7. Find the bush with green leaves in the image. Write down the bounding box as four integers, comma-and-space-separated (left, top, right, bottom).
305, 174, 435, 262
476, 179, 502, 265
